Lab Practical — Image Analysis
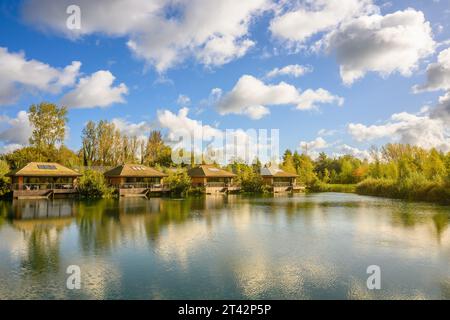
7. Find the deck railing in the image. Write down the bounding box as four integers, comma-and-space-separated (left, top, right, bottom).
114, 183, 168, 190
12, 183, 76, 191
205, 182, 227, 188
273, 182, 293, 187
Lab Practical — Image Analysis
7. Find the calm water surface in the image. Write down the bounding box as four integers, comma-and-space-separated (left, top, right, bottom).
0, 193, 449, 300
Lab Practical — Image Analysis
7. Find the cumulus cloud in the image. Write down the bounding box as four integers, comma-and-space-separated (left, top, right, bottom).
270, 0, 378, 43
22, 0, 269, 72
157, 107, 222, 142
318, 128, 338, 137
157, 108, 278, 164
216, 75, 343, 119
337, 144, 371, 160
111, 118, 152, 141
0, 47, 80, 105
413, 47, 450, 92
299, 137, 328, 151
431, 91, 450, 121
176, 94, 191, 107
0, 111, 33, 153
266, 64, 312, 78
61, 71, 128, 108
348, 110, 450, 152
318, 9, 436, 85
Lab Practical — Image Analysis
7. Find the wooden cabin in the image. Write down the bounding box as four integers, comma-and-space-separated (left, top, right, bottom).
261, 166, 302, 193
188, 165, 239, 194
104, 164, 169, 197
7, 162, 81, 199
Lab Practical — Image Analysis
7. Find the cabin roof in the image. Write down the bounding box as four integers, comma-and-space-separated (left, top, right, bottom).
260, 166, 298, 178
188, 165, 236, 178
103, 164, 168, 178
6, 162, 81, 177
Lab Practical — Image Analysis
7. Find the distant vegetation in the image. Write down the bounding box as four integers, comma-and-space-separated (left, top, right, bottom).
77, 169, 114, 199
0, 103, 449, 203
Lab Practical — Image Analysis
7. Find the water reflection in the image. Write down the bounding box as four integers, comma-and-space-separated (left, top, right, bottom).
0, 193, 449, 299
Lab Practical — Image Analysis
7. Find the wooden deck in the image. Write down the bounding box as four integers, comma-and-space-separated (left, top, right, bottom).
271, 184, 306, 193
117, 184, 171, 197
203, 183, 241, 194
11, 183, 78, 199
13, 188, 78, 199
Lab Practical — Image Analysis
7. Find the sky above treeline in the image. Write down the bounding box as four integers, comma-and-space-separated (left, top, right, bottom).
0, 0, 449, 161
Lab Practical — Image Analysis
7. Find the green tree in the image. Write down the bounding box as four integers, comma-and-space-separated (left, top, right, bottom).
297, 154, 317, 186
78, 170, 113, 198
0, 160, 10, 197
165, 168, 191, 196
143, 131, 173, 167
2, 147, 41, 169
28, 103, 68, 158
81, 121, 97, 166
281, 149, 297, 174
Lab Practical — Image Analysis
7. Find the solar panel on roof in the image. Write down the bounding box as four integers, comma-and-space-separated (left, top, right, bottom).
37, 165, 57, 170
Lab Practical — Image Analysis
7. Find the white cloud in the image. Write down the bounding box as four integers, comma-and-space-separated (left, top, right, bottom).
0, 47, 80, 105
157, 108, 278, 164
216, 75, 343, 119
270, 0, 378, 43
176, 94, 191, 107
318, 128, 338, 137
111, 118, 152, 141
431, 90, 450, 121
157, 107, 222, 142
61, 71, 128, 109
22, 0, 269, 72
266, 64, 312, 78
413, 47, 450, 92
0, 111, 32, 153
317, 9, 436, 85
299, 137, 328, 151
337, 144, 371, 160
348, 110, 450, 152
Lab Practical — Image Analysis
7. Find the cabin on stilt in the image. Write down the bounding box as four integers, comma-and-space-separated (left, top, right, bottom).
188, 164, 239, 194
7, 162, 81, 199
104, 164, 169, 197
261, 166, 303, 193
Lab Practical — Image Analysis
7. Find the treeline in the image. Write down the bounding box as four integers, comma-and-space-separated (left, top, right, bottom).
81, 121, 172, 167
276, 144, 450, 204
0, 103, 449, 203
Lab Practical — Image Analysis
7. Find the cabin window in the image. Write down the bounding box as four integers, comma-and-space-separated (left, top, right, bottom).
125, 177, 161, 183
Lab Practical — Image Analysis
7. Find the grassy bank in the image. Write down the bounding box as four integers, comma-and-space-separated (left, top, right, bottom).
309, 182, 357, 193
356, 178, 450, 205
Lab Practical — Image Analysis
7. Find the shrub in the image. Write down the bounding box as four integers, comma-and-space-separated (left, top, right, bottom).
309, 180, 356, 193
241, 172, 269, 193
356, 177, 450, 204
0, 177, 11, 198
165, 168, 191, 196
77, 170, 114, 199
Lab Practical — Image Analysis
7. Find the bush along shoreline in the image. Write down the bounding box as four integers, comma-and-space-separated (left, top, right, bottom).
356, 177, 450, 205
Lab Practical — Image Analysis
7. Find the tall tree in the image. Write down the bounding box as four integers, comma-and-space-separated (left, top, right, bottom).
28, 103, 67, 158
81, 121, 97, 166
281, 149, 297, 174
145, 131, 164, 165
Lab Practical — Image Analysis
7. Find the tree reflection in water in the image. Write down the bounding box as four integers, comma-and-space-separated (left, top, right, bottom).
0, 194, 448, 299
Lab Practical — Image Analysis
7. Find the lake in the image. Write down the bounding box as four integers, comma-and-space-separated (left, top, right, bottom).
0, 193, 449, 300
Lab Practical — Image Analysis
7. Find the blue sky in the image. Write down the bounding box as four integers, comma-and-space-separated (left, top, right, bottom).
0, 0, 449, 161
